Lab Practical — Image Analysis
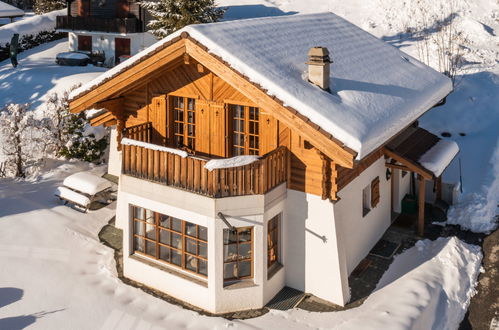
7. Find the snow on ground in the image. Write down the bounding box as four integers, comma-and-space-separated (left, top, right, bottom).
0, 9, 63, 45
0, 38, 106, 110
0, 164, 483, 329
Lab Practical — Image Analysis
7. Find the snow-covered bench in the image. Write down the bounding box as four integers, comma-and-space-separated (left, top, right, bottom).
55, 172, 114, 212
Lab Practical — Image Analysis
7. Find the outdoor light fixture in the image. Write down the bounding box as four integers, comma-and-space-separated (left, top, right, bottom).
386, 168, 392, 180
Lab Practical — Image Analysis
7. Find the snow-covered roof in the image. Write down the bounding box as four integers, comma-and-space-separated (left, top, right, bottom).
418, 139, 459, 177
70, 13, 453, 159
0, 1, 24, 18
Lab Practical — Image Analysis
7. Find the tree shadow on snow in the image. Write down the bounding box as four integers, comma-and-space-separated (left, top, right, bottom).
222, 5, 297, 21
0, 287, 23, 308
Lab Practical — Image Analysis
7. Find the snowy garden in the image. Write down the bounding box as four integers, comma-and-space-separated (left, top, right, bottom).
0, 0, 498, 329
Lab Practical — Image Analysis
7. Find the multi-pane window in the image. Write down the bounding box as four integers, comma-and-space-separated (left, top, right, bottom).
230, 104, 259, 156
172, 96, 195, 150
267, 214, 280, 268
223, 227, 253, 282
132, 206, 208, 277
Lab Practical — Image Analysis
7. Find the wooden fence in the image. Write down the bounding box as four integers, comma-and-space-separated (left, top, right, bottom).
122, 142, 288, 198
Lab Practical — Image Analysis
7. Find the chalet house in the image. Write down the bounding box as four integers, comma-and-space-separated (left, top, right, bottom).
56, 0, 156, 65
68, 13, 459, 313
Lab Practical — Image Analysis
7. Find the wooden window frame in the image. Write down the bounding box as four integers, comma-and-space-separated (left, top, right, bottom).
131, 205, 208, 277
267, 214, 280, 269
170, 95, 196, 151
223, 227, 253, 282
371, 176, 380, 208
229, 104, 260, 156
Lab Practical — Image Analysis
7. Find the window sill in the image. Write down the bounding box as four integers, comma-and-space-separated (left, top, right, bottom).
223, 279, 257, 290
130, 254, 208, 288
267, 263, 283, 280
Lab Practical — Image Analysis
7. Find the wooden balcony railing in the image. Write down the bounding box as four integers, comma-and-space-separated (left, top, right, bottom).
125, 122, 151, 143
56, 16, 140, 34
121, 139, 288, 198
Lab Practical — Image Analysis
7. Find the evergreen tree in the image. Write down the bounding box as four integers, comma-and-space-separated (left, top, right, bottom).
33, 0, 65, 14
142, 0, 225, 38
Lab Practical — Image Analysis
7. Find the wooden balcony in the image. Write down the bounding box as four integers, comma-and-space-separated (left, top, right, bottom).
56, 16, 141, 34
121, 123, 288, 198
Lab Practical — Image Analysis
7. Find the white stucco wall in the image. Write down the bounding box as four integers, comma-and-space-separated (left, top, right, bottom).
392, 168, 412, 213
107, 128, 121, 177
285, 190, 350, 306
335, 156, 392, 276
117, 175, 287, 313
68, 31, 156, 64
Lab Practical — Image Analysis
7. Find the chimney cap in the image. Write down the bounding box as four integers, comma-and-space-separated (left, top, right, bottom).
307, 47, 332, 64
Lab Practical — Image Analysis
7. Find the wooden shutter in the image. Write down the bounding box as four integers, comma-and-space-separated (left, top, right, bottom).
371, 176, 380, 208
195, 99, 210, 155
259, 111, 277, 155
209, 103, 226, 157
150, 95, 167, 146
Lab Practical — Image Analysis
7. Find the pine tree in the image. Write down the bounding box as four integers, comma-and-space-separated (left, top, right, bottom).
142, 0, 225, 38
33, 0, 65, 14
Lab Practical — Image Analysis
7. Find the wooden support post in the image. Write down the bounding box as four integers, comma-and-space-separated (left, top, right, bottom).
436, 176, 442, 200
418, 174, 426, 237
116, 116, 125, 151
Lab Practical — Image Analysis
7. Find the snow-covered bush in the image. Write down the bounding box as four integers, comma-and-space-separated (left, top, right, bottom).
42, 86, 108, 163
0, 103, 48, 178
141, 0, 225, 38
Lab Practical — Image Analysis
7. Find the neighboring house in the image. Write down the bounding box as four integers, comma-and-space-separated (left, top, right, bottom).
0, 1, 24, 23
68, 13, 459, 313
55, 0, 156, 65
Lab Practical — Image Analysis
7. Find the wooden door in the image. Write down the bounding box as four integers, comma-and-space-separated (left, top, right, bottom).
77, 0, 90, 17
77, 35, 92, 52
150, 95, 167, 146
116, 0, 129, 18
115, 38, 131, 64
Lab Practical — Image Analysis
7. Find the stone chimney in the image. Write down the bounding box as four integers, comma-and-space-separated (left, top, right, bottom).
306, 47, 332, 91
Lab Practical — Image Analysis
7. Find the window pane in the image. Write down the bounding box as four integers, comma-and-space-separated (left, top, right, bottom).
171, 218, 182, 232
178, 97, 184, 109
171, 249, 182, 266
223, 229, 237, 244
198, 242, 207, 259
249, 107, 258, 120
198, 226, 207, 241
146, 222, 155, 240
146, 240, 156, 257
224, 262, 237, 280
145, 209, 154, 223
159, 214, 170, 228
187, 111, 194, 123
134, 236, 145, 253
159, 229, 170, 245
134, 220, 144, 236
238, 261, 251, 277
172, 232, 182, 249
134, 207, 144, 220
185, 222, 196, 237
187, 98, 195, 110
199, 259, 207, 276
238, 228, 251, 242
238, 243, 252, 260
186, 237, 197, 254
159, 246, 171, 262
224, 243, 238, 262
185, 255, 197, 272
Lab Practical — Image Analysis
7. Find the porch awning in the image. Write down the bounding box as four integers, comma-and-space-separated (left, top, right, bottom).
384, 127, 459, 179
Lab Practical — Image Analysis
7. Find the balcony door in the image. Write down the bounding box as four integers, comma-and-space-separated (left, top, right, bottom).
230, 104, 259, 156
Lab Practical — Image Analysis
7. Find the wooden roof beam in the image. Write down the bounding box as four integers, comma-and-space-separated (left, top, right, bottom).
383, 147, 433, 180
